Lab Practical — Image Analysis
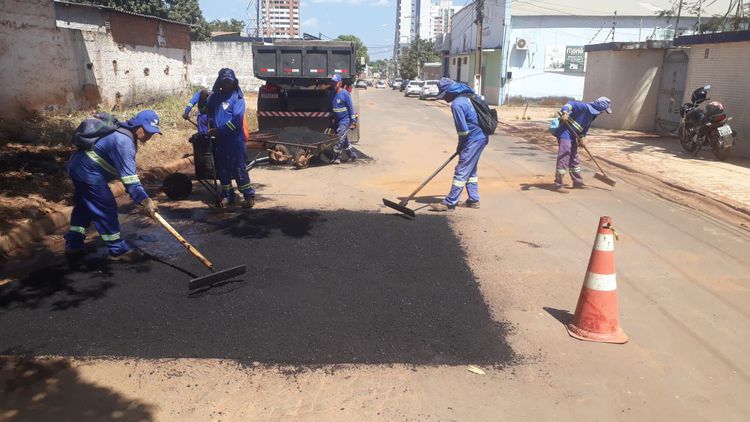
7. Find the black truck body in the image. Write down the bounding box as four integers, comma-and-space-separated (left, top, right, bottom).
252, 41, 359, 141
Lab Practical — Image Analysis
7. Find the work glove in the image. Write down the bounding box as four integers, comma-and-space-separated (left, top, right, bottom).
349, 122, 357, 130
208, 128, 218, 137
141, 198, 159, 220
559, 112, 569, 122
182, 111, 190, 120
577, 136, 587, 147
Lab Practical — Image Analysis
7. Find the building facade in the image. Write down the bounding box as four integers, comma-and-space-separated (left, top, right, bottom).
261, 0, 300, 39
443, 0, 722, 105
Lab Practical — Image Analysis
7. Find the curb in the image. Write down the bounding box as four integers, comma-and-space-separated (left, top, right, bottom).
499, 120, 750, 219
0, 156, 194, 255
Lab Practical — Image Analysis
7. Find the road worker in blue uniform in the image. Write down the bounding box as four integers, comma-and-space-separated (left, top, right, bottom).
206, 68, 255, 208
330, 74, 357, 163
430, 78, 488, 211
553, 97, 612, 192
182, 88, 210, 137
65, 110, 161, 262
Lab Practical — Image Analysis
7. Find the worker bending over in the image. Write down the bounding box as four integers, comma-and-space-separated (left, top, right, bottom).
552, 97, 612, 192
330, 74, 357, 163
65, 110, 161, 262
207, 68, 255, 208
430, 78, 488, 211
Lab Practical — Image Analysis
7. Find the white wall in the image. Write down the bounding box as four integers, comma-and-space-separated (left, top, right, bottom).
684, 41, 750, 157
189, 42, 263, 93
583, 48, 665, 131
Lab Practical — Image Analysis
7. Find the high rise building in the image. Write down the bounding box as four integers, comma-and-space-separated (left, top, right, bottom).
261, 0, 300, 38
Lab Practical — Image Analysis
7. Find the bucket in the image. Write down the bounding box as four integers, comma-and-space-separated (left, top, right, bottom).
192, 134, 216, 180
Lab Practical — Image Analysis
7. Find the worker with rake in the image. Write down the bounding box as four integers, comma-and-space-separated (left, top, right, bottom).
552, 97, 612, 193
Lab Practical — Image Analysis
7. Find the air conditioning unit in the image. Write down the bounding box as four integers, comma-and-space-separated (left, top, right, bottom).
515, 38, 529, 50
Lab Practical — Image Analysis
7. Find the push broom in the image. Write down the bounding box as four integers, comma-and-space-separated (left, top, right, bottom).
382, 151, 459, 218
153, 212, 246, 291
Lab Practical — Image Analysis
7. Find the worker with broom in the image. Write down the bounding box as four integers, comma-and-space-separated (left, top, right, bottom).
206, 68, 255, 208
552, 97, 612, 193
65, 110, 162, 263
430, 77, 488, 211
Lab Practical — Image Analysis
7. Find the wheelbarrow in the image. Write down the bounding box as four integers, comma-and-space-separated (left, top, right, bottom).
247, 127, 348, 169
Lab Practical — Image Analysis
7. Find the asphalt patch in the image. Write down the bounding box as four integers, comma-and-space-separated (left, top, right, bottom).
0, 210, 515, 366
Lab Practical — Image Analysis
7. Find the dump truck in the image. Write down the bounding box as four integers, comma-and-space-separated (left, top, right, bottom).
252, 40, 360, 144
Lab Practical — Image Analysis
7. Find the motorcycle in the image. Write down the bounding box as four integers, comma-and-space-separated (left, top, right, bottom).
678, 85, 737, 160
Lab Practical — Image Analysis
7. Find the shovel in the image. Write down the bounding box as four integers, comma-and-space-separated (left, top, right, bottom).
153, 212, 246, 291
563, 121, 617, 187
382, 151, 459, 218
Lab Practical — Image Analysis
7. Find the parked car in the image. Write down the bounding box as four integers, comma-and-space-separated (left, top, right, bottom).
376, 80, 386, 89
366, 79, 373, 87
419, 80, 439, 100
405, 80, 424, 97
399, 79, 409, 92
391, 78, 402, 89
355, 79, 368, 89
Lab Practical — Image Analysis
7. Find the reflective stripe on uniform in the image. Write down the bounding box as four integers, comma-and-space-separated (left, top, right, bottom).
571, 167, 582, 173
562, 104, 572, 112
468, 177, 478, 183
226, 121, 237, 130
187, 102, 194, 107
101, 232, 121, 242
569, 119, 584, 133
556, 169, 567, 175
457, 131, 469, 136
238, 182, 252, 191
69, 225, 86, 234
121, 175, 140, 185
452, 179, 467, 187
332, 107, 347, 112
85, 150, 118, 176
221, 184, 232, 191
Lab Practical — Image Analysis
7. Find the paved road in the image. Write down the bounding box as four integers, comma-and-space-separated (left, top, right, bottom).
2, 88, 749, 421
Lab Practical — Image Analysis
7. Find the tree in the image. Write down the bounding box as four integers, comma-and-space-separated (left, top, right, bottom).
208, 18, 246, 34
166, 0, 210, 41
336, 35, 369, 70
397, 39, 441, 80
369, 59, 388, 75
69, 0, 211, 41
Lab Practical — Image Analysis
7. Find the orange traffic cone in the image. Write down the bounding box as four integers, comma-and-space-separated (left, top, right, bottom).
566, 216, 629, 344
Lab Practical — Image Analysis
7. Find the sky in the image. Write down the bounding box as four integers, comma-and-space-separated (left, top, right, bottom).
198, 0, 401, 60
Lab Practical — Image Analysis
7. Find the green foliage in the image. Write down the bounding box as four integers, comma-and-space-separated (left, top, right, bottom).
69, 0, 211, 41
369, 59, 388, 75
397, 39, 441, 80
336, 34, 369, 70
208, 18, 246, 33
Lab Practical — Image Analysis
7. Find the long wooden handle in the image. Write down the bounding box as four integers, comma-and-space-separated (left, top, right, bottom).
153, 212, 214, 270
401, 151, 459, 205
563, 120, 609, 176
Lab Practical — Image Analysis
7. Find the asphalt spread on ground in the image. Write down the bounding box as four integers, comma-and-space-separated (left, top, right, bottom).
0, 209, 515, 366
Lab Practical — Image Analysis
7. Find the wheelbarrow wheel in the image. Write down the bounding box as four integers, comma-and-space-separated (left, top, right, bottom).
162, 172, 192, 200
269, 145, 291, 164
318, 149, 336, 164
293, 148, 312, 169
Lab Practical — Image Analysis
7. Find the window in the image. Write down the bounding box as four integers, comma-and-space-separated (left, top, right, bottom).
452, 58, 456, 64
463, 57, 467, 64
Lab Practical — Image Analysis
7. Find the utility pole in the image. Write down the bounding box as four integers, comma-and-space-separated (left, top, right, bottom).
675, 0, 683, 39
611, 10, 617, 41
698, 0, 703, 33
474, 0, 484, 94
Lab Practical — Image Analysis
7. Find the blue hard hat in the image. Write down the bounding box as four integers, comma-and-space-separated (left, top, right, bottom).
129, 110, 162, 134
331, 74, 342, 83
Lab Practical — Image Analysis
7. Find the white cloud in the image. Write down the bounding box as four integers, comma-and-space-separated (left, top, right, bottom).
302, 17, 320, 30
370, 0, 390, 6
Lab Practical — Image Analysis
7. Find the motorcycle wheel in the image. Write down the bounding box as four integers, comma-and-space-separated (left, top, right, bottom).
678, 124, 699, 153
710, 133, 734, 161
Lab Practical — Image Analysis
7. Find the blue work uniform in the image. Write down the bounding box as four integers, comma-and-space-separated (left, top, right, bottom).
184, 90, 209, 136
554, 100, 602, 186
331, 88, 357, 160
443, 88, 488, 207
207, 68, 254, 200
65, 129, 148, 256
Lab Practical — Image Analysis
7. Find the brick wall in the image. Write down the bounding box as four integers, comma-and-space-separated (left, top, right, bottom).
684, 41, 750, 158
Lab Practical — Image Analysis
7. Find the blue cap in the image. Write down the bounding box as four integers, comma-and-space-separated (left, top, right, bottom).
130, 110, 162, 134
436, 77, 455, 99
331, 74, 342, 83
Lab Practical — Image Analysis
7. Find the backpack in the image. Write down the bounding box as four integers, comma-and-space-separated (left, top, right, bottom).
464, 94, 498, 136
71, 112, 127, 150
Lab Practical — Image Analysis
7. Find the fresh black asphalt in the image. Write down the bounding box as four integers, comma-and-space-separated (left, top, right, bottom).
0, 210, 515, 366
